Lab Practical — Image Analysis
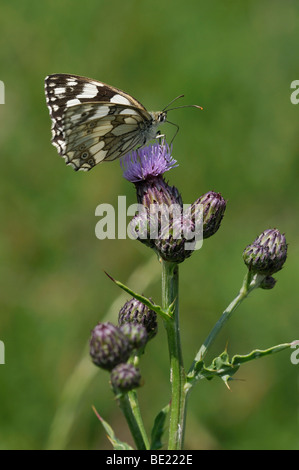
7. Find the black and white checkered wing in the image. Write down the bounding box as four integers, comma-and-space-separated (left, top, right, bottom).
44, 74, 156, 171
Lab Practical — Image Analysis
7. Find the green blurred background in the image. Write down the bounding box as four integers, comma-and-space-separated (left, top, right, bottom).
0, 0, 298, 450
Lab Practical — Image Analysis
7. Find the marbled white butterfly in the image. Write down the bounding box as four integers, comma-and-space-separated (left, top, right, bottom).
45, 74, 201, 171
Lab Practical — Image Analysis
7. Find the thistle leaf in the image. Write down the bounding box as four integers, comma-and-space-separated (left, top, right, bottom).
187, 342, 293, 388
104, 271, 170, 320
150, 403, 170, 450
231, 342, 292, 366
92, 406, 134, 450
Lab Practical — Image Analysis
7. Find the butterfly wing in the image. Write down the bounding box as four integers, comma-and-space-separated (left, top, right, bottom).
45, 74, 155, 171
60, 102, 151, 170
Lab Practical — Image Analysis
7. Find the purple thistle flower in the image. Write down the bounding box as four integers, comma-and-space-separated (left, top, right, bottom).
120, 142, 178, 182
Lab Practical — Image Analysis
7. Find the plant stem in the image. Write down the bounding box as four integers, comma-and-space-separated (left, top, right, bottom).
187, 271, 265, 383
162, 260, 186, 450
118, 392, 150, 450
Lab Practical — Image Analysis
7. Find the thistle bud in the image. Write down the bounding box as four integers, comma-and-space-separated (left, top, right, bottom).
136, 176, 183, 210
119, 323, 148, 350
110, 363, 141, 393
89, 322, 131, 371
129, 210, 156, 249
260, 276, 277, 290
118, 298, 158, 340
243, 229, 287, 275
191, 191, 226, 239
154, 215, 195, 263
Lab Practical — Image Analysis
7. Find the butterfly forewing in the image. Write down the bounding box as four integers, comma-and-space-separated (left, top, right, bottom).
45, 74, 163, 171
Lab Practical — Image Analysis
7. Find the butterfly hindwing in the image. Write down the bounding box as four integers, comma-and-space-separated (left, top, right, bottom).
61, 102, 150, 170
45, 74, 163, 171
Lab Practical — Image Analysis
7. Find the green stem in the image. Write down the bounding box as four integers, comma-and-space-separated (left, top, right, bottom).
187, 271, 265, 384
118, 392, 150, 450
162, 260, 186, 450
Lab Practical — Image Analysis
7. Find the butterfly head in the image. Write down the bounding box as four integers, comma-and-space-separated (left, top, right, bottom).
150, 111, 167, 124
158, 111, 167, 123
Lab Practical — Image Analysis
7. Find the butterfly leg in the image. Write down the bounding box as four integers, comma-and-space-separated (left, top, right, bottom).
165, 120, 180, 144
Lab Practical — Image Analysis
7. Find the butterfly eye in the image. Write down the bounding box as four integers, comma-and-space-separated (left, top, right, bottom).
158, 112, 167, 123
81, 151, 89, 159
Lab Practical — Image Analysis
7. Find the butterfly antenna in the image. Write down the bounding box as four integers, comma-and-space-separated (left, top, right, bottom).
163, 95, 203, 112
166, 103, 203, 112
162, 95, 185, 112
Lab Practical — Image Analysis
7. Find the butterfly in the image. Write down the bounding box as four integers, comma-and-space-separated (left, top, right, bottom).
45, 74, 202, 171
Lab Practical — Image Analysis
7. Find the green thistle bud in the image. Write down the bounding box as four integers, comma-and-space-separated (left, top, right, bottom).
89, 322, 131, 371
260, 276, 277, 290
110, 363, 141, 393
191, 191, 227, 239
119, 323, 148, 350
118, 298, 158, 340
243, 229, 287, 275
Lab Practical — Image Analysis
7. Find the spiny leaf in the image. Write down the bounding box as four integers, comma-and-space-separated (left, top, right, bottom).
92, 406, 134, 450
187, 341, 294, 388
104, 271, 170, 320
231, 342, 293, 366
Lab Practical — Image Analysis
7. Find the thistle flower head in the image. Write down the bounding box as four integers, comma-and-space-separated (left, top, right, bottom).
118, 297, 158, 340
191, 191, 227, 239
110, 363, 141, 393
243, 228, 287, 275
89, 322, 131, 371
121, 142, 178, 183
122, 143, 226, 264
